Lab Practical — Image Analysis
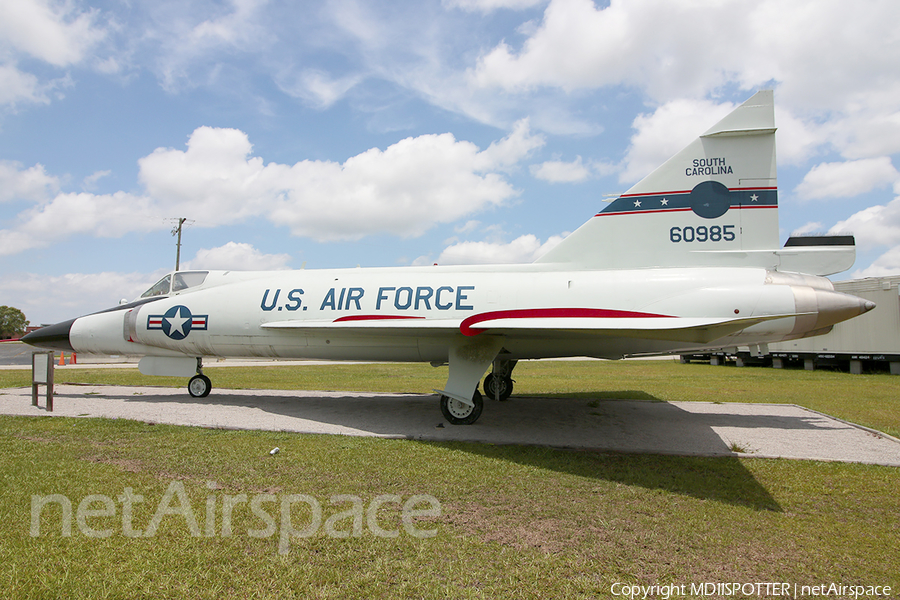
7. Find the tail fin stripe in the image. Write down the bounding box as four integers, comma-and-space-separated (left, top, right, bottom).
594, 205, 777, 218
595, 208, 693, 217
599, 188, 777, 217
621, 190, 693, 198
617, 187, 777, 200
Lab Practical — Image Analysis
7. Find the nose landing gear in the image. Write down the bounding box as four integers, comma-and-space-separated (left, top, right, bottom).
188, 374, 212, 398
188, 358, 211, 398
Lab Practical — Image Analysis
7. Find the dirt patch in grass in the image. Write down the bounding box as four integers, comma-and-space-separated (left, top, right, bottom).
84, 454, 147, 473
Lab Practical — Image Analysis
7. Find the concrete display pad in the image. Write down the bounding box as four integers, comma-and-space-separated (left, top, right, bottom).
2, 384, 899, 466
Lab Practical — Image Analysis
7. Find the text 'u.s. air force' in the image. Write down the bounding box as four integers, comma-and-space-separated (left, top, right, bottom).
260, 286, 476, 313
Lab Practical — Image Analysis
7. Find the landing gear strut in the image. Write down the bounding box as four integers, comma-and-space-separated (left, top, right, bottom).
188, 358, 211, 398
440, 390, 484, 425
483, 359, 517, 401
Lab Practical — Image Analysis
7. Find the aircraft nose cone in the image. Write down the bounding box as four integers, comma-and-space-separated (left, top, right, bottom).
864, 300, 877, 313
20, 319, 76, 352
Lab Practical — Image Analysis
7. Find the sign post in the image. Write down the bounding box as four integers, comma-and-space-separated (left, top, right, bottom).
32, 351, 54, 411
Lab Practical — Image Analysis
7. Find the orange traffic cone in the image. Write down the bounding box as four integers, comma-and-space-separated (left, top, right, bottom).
72, 353, 77, 364
58, 352, 66, 366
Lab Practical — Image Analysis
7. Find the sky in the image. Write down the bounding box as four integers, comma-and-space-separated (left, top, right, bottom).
3, 0, 900, 325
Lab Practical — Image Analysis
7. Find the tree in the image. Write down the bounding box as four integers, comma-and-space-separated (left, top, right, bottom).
0, 306, 29, 339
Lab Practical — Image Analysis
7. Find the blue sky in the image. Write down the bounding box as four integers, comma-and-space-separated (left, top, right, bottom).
3, 0, 900, 325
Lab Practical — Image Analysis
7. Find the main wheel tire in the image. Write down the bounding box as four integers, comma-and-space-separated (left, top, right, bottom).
483, 373, 513, 401
440, 390, 484, 425
188, 374, 212, 398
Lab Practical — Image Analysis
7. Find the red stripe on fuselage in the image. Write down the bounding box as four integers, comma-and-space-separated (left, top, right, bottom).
333, 315, 426, 323
460, 308, 671, 337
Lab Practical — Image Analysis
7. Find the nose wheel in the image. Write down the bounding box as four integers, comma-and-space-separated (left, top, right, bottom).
440, 390, 483, 425
188, 374, 212, 398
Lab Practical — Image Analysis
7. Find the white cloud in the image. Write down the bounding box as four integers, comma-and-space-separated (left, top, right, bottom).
472, 0, 775, 97
829, 196, 900, 250
791, 222, 825, 236
530, 156, 590, 183
0, 61, 74, 108
137, 126, 268, 225
150, 0, 271, 92
23, 191, 157, 239
4, 270, 164, 324
462, 0, 900, 164
529, 155, 617, 183
3, 244, 288, 323
140, 123, 542, 241
473, 118, 545, 170
455, 220, 482, 234
0, 0, 106, 66
275, 69, 364, 109
0, 62, 48, 107
82, 170, 112, 191
438, 233, 565, 264
470, 0, 900, 102
795, 158, 899, 201
0, 0, 106, 108
619, 99, 734, 184
0, 230, 41, 257
852, 246, 900, 278
0, 160, 59, 202
829, 104, 900, 160
772, 107, 830, 166
443, 0, 546, 13
1, 123, 543, 254
0, 191, 159, 256
184, 242, 292, 271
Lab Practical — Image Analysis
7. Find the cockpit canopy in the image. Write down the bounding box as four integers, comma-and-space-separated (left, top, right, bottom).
140, 271, 209, 298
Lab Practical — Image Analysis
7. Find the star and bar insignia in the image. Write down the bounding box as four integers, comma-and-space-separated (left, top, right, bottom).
147, 305, 208, 340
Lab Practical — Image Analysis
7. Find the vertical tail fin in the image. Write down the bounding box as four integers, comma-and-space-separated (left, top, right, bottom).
537, 90, 780, 269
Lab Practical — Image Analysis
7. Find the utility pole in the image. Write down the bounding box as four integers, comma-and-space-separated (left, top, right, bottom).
170, 218, 193, 271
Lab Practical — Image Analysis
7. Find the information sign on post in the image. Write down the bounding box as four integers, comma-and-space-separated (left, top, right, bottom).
32, 351, 54, 411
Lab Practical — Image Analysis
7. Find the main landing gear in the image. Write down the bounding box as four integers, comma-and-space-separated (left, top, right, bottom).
483, 359, 517, 402
483, 373, 513, 401
439, 390, 484, 425
438, 358, 518, 425
188, 358, 211, 398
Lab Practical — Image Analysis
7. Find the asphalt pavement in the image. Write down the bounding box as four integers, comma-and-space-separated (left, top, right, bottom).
0, 341, 40, 366
3, 383, 899, 466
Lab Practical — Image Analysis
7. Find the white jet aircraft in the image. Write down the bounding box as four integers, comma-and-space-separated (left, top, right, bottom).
23, 91, 873, 424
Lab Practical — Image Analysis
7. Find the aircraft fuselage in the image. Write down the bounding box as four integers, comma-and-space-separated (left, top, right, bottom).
55, 264, 869, 364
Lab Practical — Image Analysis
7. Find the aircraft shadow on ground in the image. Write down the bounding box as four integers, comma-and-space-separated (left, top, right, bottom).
414, 439, 783, 512
68, 388, 846, 439
49, 388, 786, 512
42, 386, 845, 511
530, 390, 663, 401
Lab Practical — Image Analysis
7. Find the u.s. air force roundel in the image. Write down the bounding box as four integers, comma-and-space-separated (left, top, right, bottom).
147, 305, 208, 340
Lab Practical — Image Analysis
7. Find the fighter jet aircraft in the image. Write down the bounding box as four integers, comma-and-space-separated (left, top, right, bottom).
23, 91, 873, 424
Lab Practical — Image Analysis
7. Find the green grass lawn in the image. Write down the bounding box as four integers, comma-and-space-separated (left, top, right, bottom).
1, 360, 899, 598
